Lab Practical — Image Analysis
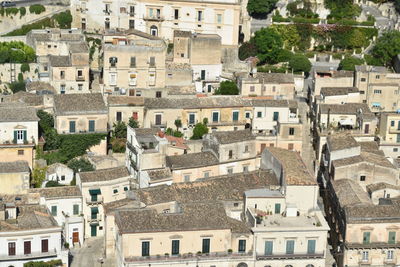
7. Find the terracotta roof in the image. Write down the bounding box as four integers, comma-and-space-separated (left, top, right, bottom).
107, 96, 145, 106
0, 106, 39, 122
79, 166, 130, 183
208, 130, 255, 144
166, 151, 218, 169
164, 135, 188, 150
0, 161, 30, 173
321, 87, 359, 96
29, 186, 81, 199
327, 134, 359, 151
54, 93, 107, 115
266, 147, 316, 186
115, 201, 251, 234
134, 170, 279, 206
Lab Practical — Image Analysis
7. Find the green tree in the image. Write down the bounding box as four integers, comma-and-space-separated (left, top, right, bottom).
29, 4, 45, 14
9, 81, 25, 93
238, 41, 257, 60
67, 158, 94, 174
253, 28, 283, 64
271, 25, 301, 50
18, 72, 23, 82
112, 121, 127, 138
32, 166, 47, 188
288, 54, 312, 73
191, 122, 209, 140
339, 56, 365, 71
214, 80, 239, 95
21, 63, 30, 73
174, 119, 182, 131
37, 110, 54, 131
372, 31, 400, 66
53, 10, 72, 28
247, 0, 278, 18
45, 181, 63, 187
128, 117, 139, 128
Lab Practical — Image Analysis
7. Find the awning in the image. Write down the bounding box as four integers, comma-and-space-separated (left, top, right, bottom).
89, 189, 101, 195
339, 119, 353, 126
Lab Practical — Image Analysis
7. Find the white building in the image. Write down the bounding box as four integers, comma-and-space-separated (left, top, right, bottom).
44, 163, 74, 187
29, 186, 84, 248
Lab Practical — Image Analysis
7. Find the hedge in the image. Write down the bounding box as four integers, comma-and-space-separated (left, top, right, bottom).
29, 4, 46, 14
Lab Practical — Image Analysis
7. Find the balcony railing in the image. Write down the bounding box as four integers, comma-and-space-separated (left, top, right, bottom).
256, 252, 324, 260
143, 15, 164, 21
86, 195, 103, 204
208, 120, 247, 126
125, 251, 253, 262
0, 248, 57, 261
87, 214, 102, 222
346, 242, 400, 249
76, 76, 85, 81
151, 122, 167, 128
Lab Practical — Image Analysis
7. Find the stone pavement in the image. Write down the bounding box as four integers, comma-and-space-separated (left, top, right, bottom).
70, 237, 115, 267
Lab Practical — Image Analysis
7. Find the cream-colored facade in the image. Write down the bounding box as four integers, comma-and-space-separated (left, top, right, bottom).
378, 112, 400, 158
313, 70, 354, 97
55, 113, 108, 135
71, 0, 241, 46
103, 30, 166, 96
107, 96, 145, 127
0, 163, 30, 194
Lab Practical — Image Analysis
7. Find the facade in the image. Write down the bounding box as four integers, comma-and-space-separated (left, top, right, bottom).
29, 186, 84, 247
70, 0, 241, 46
319, 87, 361, 104
76, 166, 132, 238
313, 69, 354, 98
107, 96, 145, 127
0, 161, 30, 195
44, 163, 74, 187
378, 112, 400, 158
0, 105, 39, 168
0, 194, 68, 267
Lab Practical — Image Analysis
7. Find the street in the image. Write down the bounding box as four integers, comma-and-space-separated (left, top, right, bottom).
70, 237, 115, 267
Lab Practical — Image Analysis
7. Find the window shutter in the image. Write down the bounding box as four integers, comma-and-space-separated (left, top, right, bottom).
23, 130, 27, 142
13, 130, 17, 143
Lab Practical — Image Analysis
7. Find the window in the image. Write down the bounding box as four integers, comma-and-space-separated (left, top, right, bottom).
155, 114, 162, 125
60, 84, 66, 94
116, 112, 122, 122
387, 250, 394, 260
202, 238, 210, 253
78, 84, 83, 91
232, 111, 239, 121
361, 78, 366, 82
150, 25, 158, 36
109, 57, 118, 67
142, 241, 150, 257
201, 70, 206, 80
18, 150, 24, 155
149, 57, 155, 67
41, 239, 48, 253
24, 241, 31, 255
207, 84, 212, 93
363, 232, 370, 244
286, 240, 295, 254
244, 145, 249, 153
130, 57, 136, 67
273, 112, 279, 121
274, 203, 281, 214
264, 241, 273, 255
113, 188, 118, 194
374, 89, 382, 94
362, 251, 369, 262
129, 19, 135, 29
392, 121, 395, 127
243, 165, 249, 173
257, 111, 262, 118
189, 113, 195, 125
389, 231, 396, 244
51, 205, 57, 216
73, 204, 79, 215
227, 168, 233, 174
77, 70, 83, 77
360, 175, 366, 181
60, 70, 65, 79
109, 73, 117, 85
250, 86, 255, 92
245, 112, 251, 119
360, 90, 365, 94
307, 240, 316, 254
228, 150, 233, 159
69, 121, 76, 133
156, 91, 162, 98
184, 174, 190, 182
172, 240, 179, 255
212, 111, 219, 122
61, 175, 65, 181
216, 13, 222, 24
197, 10, 203, 22
105, 3, 110, 12
14, 130, 25, 144
148, 71, 156, 86
88, 120, 95, 132
288, 143, 294, 150
174, 9, 179, 19
376, 75, 380, 79
289, 127, 295, 135
238, 240, 246, 253
8, 242, 15, 256
129, 5, 135, 15
203, 171, 209, 178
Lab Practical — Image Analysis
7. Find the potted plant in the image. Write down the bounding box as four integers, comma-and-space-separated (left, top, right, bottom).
164, 253, 169, 257
228, 249, 233, 254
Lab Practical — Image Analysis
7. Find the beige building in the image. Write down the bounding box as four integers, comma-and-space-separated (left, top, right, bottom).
107, 96, 145, 127
319, 87, 361, 104
76, 166, 132, 238
103, 30, 167, 97
0, 161, 30, 195
238, 73, 296, 99
312, 69, 354, 98
325, 178, 400, 267
378, 112, 400, 158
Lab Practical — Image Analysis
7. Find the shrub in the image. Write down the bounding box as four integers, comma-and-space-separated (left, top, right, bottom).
9, 81, 25, 93
5, 7, 18, 16
29, 4, 46, 14
111, 138, 126, 153
238, 41, 257, 60
338, 56, 365, 71
45, 180, 63, 187
19, 7, 26, 17
21, 63, 30, 73
128, 117, 139, 128
18, 72, 23, 82
214, 80, 239, 95
371, 30, 400, 66
112, 121, 127, 138
288, 54, 311, 73
24, 259, 63, 267
191, 122, 209, 140
67, 158, 94, 174
53, 10, 72, 29
247, 0, 278, 18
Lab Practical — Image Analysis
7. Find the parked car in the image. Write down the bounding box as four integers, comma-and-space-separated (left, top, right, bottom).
0, 1, 16, 7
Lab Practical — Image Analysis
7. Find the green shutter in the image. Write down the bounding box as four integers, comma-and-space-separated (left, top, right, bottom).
363, 232, 370, 244
69, 121, 76, 133
238, 240, 246, 252
142, 241, 150, 256
202, 239, 210, 253
307, 240, 316, 254
13, 130, 17, 143
89, 189, 101, 195
23, 130, 27, 142
286, 240, 295, 254
264, 241, 273, 255
232, 111, 239, 121
89, 120, 95, 132
389, 231, 396, 244
273, 112, 279, 121
51, 206, 57, 216
73, 204, 79, 215
274, 203, 281, 214
171, 240, 179, 255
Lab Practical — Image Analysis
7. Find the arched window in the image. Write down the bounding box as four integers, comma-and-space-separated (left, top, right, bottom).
150, 25, 158, 36
306, 265, 315, 267
285, 265, 293, 267
237, 263, 248, 267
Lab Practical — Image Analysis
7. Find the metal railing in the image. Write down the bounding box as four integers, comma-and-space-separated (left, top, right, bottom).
256, 252, 324, 260
86, 195, 103, 204
125, 251, 253, 262
0, 248, 57, 261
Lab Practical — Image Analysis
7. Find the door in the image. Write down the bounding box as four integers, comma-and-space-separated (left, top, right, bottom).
264, 241, 273, 255
364, 124, 369, 134
155, 114, 162, 125
201, 70, 206, 80
8, 242, 15, 256
286, 240, 295, 254
41, 239, 48, 253
24, 241, 31, 255
307, 239, 316, 254
91, 225, 97, 237
73, 232, 79, 243
274, 203, 281, 214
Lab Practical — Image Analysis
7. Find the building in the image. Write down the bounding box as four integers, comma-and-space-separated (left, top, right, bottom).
76, 166, 132, 238
355, 65, 400, 112
378, 112, 400, 158
44, 163, 74, 187
107, 96, 145, 127
0, 194, 68, 267
70, 0, 241, 46
319, 87, 360, 104
103, 30, 167, 96
0, 161, 30, 195
312, 69, 354, 99
0, 104, 39, 168
53, 93, 108, 155
238, 73, 296, 99
325, 178, 400, 267
29, 186, 84, 247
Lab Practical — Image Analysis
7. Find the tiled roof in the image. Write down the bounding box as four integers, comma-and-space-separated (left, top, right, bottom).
134, 128, 160, 136
144, 96, 252, 109
266, 147, 316, 186
208, 130, 255, 144
46, 163, 70, 174
79, 166, 130, 183
366, 182, 400, 194
4, 91, 44, 107
174, 30, 192, 37
107, 96, 145, 106
68, 42, 89, 53
147, 168, 172, 182
164, 135, 188, 149
332, 179, 372, 207
256, 73, 294, 84
0, 105, 39, 122
29, 186, 81, 199
115, 201, 250, 234
134, 170, 279, 205
332, 151, 395, 169
0, 161, 30, 173
54, 93, 107, 115
321, 87, 359, 96
346, 203, 400, 223
250, 99, 291, 107
49, 55, 71, 67
319, 103, 372, 115
166, 151, 218, 169
26, 81, 56, 93
327, 134, 359, 151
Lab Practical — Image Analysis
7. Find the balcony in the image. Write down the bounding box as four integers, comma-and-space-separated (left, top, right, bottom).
151, 122, 167, 128
125, 251, 253, 263
389, 128, 400, 134
345, 242, 400, 249
256, 252, 324, 260
86, 195, 103, 204
208, 120, 247, 127
76, 76, 85, 81
143, 15, 164, 21
0, 249, 58, 261
87, 214, 102, 222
